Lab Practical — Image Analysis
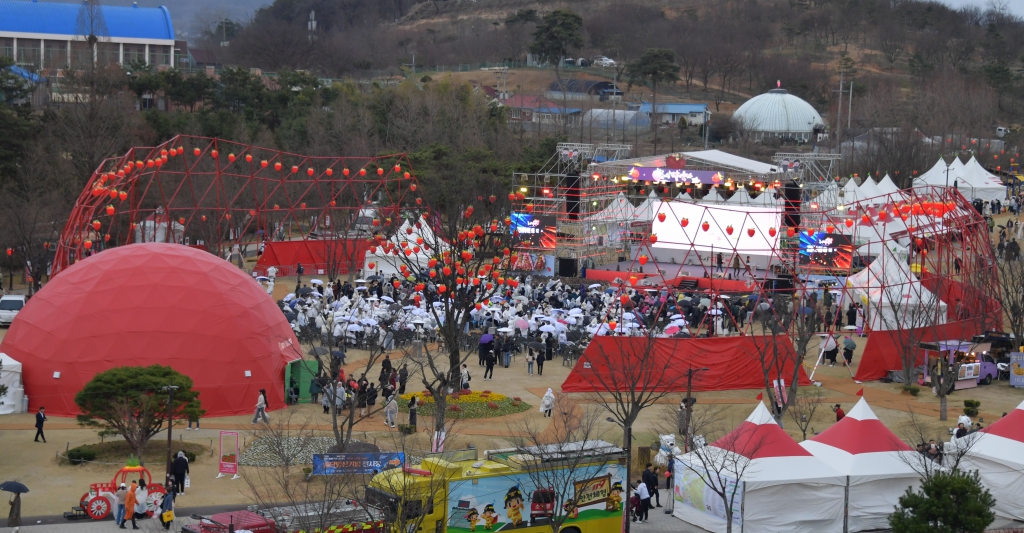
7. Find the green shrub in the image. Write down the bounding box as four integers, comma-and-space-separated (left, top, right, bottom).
963, 400, 980, 417
420, 75, 433, 83
67, 446, 97, 465
184, 450, 197, 463
302, 467, 313, 474
907, 385, 921, 397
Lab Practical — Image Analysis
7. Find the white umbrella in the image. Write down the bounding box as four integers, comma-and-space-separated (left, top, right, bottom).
540, 324, 556, 333
412, 309, 425, 316
310, 279, 324, 285
708, 309, 723, 316
670, 313, 683, 319
347, 324, 363, 331
403, 305, 415, 311
622, 312, 635, 320
354, 279, 368, 284
563, 316, 578, 325
569, 308, 583, 315
541, 316, 557, 322
497, 327, 514, 333
362, 318, 379, 326
256, 276, 270, 282
356, 286, 367, 291
433, 302, 445, 307
588, 283, 602, 289
284, 293, 296, 301
381, 296, 395, 303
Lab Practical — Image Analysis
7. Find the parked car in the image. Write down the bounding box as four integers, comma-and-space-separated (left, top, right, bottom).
593, 56, 616, 67
0, 294, 26, 326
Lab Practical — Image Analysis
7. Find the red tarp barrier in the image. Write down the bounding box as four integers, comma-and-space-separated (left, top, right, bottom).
254, 240, 369, 277
0, 243, 299, 417
853, 318, 988, 381
561, 335, 810, 393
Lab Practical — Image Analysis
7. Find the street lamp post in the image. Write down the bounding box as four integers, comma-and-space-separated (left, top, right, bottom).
607, 417, 633, 533
681, 366, 709, 452
5, 247, 12, 291
162, 385, 179, 482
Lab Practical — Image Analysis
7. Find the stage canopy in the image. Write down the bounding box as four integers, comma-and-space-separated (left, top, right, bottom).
846, 247, 947, 331
960, 155, 1007, 201
673, 403, 845, 533
254, 239, 370, 277
562, 336, 810, 393
0, 243, 300, 417
961, 399, 1024, 525
363, 218, 443, 276
800, 398, 920, 532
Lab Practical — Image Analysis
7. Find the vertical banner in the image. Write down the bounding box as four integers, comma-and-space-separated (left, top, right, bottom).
218, 431, 239, 477
1010, 352, 1024, 388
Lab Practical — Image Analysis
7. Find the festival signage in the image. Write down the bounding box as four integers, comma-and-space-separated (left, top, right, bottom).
218, 431, 239, 477
311, 452, 405, 475
799, 232, 854, 270
1010, 352, 1024, 388
673, 458, 743, 529
627, 167, 724, 184
510, 212, 557, 249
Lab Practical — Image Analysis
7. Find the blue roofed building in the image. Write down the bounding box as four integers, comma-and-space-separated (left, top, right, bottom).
0, 0, 175, 71
634, 102, 709, 126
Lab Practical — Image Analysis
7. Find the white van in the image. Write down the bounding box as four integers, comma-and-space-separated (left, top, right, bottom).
0, 294, 27, 326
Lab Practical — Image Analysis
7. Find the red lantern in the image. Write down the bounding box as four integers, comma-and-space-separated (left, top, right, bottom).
747, 228, 756, 237
291, 166, 298, 174
438, 284, 447, 294
307, 167, 315, 176
726, 225, 734, 236
393, 280, 401, 289
845, 219, 854, 228
106, 205, 115, 215
826, 225, 835, 233
109, 189, 118, 199
681, 218, 689, 228
330, 200, 336, 207
201, 215, 207, 221
103, 234, 110, 242
787, 227, 795, 238
228, 153, 236, 162
359, 168, 367, 176
193, 148, 201, 156
638, 255, 649, 265
508, 193, 516, 201
649, 235, 658, 244
768, 227, 777, 237
179, 217, 186, 225
83, 240, 93, 249
300, 203, 306, 209
629, 276, 638, 286
608, 320, 618, 330
168, 148, 176, 157
4, 248, 10, 256
326, 168, 333, 176
377, 168, 384, 176
394, 164, 401, 172
404, 172, 411, 179
245, 154, 252, 163
92, 220, 101, 230
119, 191, 128, 201
261, 160, 268, 168
211, 150, 218, 159
657, 213, 666, 223
806, 229, 814, 236
526, 204, 534, 213
146, 159, 154, 168
410, 184, 417, 192
701, 221, 710, 232
489, 194, 497, 203
861, 214, 871, 224
274, 162, 283, 171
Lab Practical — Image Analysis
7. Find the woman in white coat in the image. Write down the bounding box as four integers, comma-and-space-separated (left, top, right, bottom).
539, 388, 555, 418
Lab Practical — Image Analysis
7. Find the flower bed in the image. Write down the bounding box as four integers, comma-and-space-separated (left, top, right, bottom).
398, 390, 531, 419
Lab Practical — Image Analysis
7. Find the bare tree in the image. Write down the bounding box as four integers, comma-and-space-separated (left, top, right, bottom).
995, 258, 1024, 342
786, 386, 826, 441
896, 409, 983, 481
505, 396, 620, 533
749, 293, 816, 424
877, 22, 910, 71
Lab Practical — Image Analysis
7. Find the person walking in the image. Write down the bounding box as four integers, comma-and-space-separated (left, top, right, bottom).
132, 479, 149, 528
526, 349, 535, 375
461, 364, 471, 390
644, 464, 661, 507
309, 378, 322, 404
539, 388, 555, 418
159, 481, 175, 530
186, 412, 200, 431
296, 262, 305, 283
842, 335, 856, 366
171, 451, 189, 495
833, 404, 845, 422
716, 252, 724, 273
483, 350, 496, 380
122, 480, 139, 529
8, 492, 21, 528
252, 389, 270, 424
114, 483, 127, 527
383, 395, 398, 428
398, 364, 409, 394
408, 395, 418, 428
34, 406, 47, 442
633, 480, 650, 523
536, 349, 545, 376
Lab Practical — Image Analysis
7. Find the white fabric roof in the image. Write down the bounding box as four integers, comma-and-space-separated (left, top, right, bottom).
842, 179, 865, 205
701, 187, 725, 204
961, 399, 1024, 523
363, 219, 441, 275
681, 149, 778, 174
727, 188, 752, 204
0, 352, 24, 415
858, 178, 883, 204
634, 190, 660, 221
959, 156, 1007, 201
0, 352, 22, 374
673, 403, 845, 533
587, 192, 636, 221
876, 174, 900, 195
846, 247, 946, 331
675, 192, 692, 202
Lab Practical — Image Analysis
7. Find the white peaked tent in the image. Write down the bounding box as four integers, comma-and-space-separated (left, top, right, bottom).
960, 399, 1024, 525
700, 187, 725, 204
858, 178, 883, 204
846, 247, 946, 331
960, 156, 1007, 201
877, 174, 900, 195
675, 191, 693, 202
673, 403, 846, 533
750, 191, 781, 208
362, 219, 441, 276
727, 188, 752, 205
634, 190, 660, 221
800, 398, 921, 532
914, 157, 962, 188
0, 352, 25, 415
842, 179, 865, 205
588, 192, 636, 221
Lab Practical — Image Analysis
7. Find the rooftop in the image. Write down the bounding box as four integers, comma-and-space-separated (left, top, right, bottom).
0, 0, 174, 41
638, 102, 708, 114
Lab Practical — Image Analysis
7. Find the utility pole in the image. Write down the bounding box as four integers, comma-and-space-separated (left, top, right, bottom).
608, 417, 633, 533
703, 108, 710, 150
848, 81, 853, 130
681, 365, 709, 452
162, 385, 179, 481
835, 72, 843, 149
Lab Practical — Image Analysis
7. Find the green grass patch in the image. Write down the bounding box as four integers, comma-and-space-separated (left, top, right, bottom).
63, 440, 208, 467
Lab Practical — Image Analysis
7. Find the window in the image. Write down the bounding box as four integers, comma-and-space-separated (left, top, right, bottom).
510, 108, 522, 119
44, 39, 68, 69
17, 40, 40, 68
2, 38, 13, 59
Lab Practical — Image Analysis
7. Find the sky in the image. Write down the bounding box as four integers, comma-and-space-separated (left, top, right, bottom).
936, 0, 1024, 18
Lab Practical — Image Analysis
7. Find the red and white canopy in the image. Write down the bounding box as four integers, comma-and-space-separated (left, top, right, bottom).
965, 399, 1024, 524
801, 398, 917, 480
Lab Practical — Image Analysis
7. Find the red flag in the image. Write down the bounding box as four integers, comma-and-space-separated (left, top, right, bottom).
756, 392, 763, 401
856, 388, 864, 397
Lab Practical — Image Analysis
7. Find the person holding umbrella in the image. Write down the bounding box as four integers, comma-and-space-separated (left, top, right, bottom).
2, 481, 28, 528
842, 335, 857, 366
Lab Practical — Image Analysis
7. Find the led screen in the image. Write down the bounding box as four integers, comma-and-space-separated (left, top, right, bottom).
510, 212, 557, 249
650, 200, 782, 253
799, 232, 853, 270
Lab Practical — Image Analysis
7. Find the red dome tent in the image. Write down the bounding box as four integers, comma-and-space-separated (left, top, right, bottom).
0, 243, 300, 417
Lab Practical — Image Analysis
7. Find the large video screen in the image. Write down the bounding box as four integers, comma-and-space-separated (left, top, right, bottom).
650, 200, 782, 253
799, 232, 853, 269
510, 212, 557, 249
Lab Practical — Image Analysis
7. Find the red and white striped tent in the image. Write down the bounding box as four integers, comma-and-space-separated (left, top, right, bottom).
962, 399, 1024, 526
801, 398, 921, 531
673, 402, 845, 533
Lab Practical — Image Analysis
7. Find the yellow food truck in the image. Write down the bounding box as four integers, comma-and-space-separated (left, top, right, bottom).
366, 441, 625, 533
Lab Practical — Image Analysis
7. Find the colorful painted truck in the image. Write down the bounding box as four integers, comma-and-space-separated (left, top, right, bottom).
366, 441, 625, 533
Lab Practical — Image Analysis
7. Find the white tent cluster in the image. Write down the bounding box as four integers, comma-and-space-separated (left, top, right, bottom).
913, 156, 1006, 201
0, 352, 25, 414
672, 398, 1024, 533
845, 247, 946, 331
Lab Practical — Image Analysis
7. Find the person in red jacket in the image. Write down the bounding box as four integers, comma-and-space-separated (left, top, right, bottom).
833, 404, 845, 422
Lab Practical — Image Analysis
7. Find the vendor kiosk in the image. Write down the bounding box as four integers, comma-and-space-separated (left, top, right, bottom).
920, 340, 999, 391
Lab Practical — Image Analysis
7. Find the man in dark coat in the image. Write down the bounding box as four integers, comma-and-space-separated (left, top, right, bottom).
172, 451, 190, 495
398, 365, 409, 394
34, 406, 47, 443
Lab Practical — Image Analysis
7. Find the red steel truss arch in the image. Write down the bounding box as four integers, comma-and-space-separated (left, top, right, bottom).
55, 135, 419, 276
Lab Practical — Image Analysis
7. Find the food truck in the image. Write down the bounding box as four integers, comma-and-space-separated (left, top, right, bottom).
920, 340, 1000, 391
366, 441, 625, 533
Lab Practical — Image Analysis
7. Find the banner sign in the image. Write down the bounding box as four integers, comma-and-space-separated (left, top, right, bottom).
218, 431, 239, 475
1010, 352, 1024, 388
627, 167, 724, 184
673, 458, 743, 529
573, 474, 613, 507
312, 452, 405, 475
